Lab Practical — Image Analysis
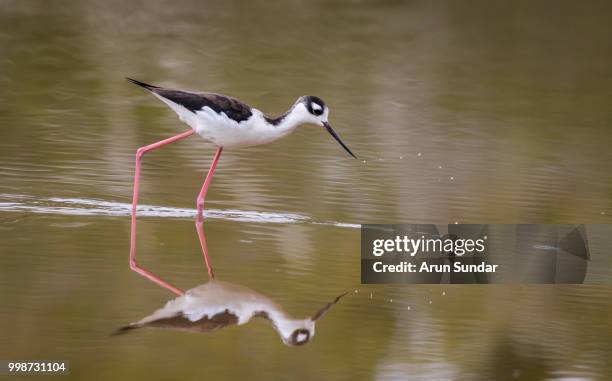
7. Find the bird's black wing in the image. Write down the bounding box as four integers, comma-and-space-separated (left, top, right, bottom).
143, 310, 239, 332
127, 78, 253, 123
112, 310, 240, 336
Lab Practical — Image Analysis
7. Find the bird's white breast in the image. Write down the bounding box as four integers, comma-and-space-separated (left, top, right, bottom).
191, 108, 290, 148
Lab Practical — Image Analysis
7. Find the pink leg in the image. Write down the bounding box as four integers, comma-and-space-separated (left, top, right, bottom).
195, 218, 213, 280
195, 146, 223, 280
130, 129, 196, 296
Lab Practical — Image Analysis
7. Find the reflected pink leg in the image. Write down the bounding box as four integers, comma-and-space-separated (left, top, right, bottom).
195, 219, 213, 280
195, 146, 223, 280
130, 129, 196, 296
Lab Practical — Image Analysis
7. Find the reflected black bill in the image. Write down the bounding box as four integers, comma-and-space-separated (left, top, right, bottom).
323, 122, 357, 159
311, 292, 348, 321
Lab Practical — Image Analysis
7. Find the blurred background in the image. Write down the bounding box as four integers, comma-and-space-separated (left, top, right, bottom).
0, 0, 611, 380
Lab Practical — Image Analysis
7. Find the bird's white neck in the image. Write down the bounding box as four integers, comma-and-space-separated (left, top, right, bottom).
266, 102, 314, 132
267, 309, 314, 344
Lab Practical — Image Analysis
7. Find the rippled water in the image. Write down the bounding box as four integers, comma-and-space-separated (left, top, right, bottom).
1, 0, 611, 380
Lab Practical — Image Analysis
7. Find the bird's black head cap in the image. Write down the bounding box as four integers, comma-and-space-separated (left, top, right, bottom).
303, 96, 326, 116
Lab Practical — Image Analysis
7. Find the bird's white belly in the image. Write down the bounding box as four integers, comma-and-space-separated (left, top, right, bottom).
190, 108, 287, 148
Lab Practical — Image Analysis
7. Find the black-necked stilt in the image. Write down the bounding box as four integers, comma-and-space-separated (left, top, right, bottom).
113, 280, 346, 346
126, 78, 356, 295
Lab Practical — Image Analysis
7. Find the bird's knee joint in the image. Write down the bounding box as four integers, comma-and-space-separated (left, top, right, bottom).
136, 148, 146, 159
129, 260, 139, 271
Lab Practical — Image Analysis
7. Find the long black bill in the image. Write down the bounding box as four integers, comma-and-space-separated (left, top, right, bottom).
311, 292, 348, 321
323, 122, 357, 159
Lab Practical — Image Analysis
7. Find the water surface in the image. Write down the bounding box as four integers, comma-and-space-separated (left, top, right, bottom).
1, 0, 611, 380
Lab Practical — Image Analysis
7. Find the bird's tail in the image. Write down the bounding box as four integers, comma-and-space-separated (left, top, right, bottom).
125, 77, 159, 91
110, 323, 141, 337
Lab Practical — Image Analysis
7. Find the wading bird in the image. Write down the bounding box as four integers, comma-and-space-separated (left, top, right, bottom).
126, 78, 356, 295
113, 280, 346, 347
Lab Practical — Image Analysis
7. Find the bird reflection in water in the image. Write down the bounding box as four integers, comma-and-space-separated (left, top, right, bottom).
114, 280, 346, 346
116, 221, 346, 346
